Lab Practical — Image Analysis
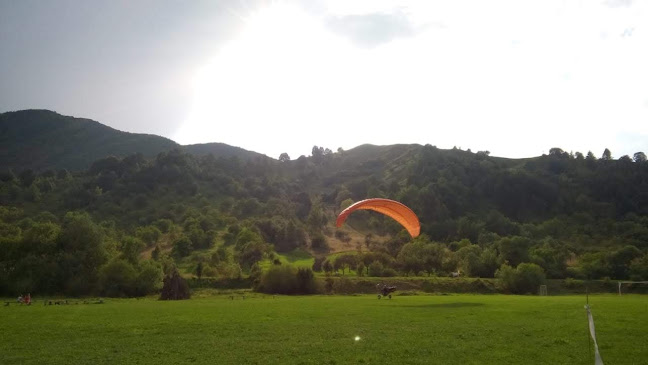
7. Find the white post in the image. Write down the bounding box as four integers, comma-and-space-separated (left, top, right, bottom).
618, 282, 621, 296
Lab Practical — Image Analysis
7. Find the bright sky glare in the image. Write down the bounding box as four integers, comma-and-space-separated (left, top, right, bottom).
2, 0, 647, 160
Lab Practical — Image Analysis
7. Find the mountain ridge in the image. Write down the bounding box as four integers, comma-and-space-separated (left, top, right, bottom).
0, 109, 270, 171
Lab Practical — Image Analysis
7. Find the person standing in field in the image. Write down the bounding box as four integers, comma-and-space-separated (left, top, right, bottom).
25, 293, 31, 305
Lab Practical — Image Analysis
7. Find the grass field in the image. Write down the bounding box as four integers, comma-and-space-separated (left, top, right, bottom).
2, 293, 646, 364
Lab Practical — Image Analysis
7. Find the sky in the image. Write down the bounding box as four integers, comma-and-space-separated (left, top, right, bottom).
1, 0, 647, 160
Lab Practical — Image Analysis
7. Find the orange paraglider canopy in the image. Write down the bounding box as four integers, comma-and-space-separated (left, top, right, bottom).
336, 198, 420, 238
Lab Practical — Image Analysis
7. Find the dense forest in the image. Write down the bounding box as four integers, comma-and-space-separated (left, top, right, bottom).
1, 110, 647, 297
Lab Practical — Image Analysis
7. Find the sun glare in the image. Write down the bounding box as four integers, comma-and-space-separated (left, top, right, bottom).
176, 2, 363, 157
175, 1, 648, 159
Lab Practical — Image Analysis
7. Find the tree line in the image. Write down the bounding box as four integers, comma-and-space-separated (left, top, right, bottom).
1, 145, 647, 297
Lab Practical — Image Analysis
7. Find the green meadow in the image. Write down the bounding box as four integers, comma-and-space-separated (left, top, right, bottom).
2, 294, 646, 364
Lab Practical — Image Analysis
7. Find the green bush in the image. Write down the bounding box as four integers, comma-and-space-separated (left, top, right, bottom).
256, 265, 318, 294
516, 263, 546, 293
296, 267, 318, 294
134, 260, 163, 296
356, 263, 365, 277
496, 262, 546, 294
563, 277, 584, 289
382, 268, 398, 277
98, 258, 137, 297
310, 233, 329, 252
368, 261, 384, 277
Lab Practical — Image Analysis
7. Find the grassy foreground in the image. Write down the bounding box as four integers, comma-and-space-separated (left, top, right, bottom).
1, 294, 646, 364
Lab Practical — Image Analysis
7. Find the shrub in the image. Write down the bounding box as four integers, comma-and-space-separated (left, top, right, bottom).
256, 265, 318, 294
496, 262, 546, 294
98, 258, 137, 297
629, 254, 648, 281
312, 256, 326, 272
382, 268, 398, 277
310, 233, 329, 252
171, 236, 193, 258
356, 263, 366, 277
134, 260, 164, 296
516, 263, 546, 293
368, 261, 384, 277
334, 230, 351, 243
296, 267, 318, 294
563, 278, 584, 289
333, 277, 355, 294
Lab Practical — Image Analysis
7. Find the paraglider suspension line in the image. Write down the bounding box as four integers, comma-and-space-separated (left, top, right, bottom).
586, 286, 591, 360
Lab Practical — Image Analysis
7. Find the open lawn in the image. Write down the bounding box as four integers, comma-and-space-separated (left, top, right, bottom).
1, 294, 646, 364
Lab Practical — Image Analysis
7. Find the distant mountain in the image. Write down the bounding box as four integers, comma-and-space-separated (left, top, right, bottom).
0, 110, 272, 171
182, 142, 271, 161
0, 110, 179, 171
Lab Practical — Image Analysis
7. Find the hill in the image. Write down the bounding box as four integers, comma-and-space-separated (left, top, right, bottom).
1, 111, 647, 298
0, 110, 269, 171
182, 142, 271, 162
0, 110, 179, 171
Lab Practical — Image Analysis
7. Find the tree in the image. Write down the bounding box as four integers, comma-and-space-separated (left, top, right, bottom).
335, 254, 358, 275
312, 256, 326, 272
134, 260, 163, 295
609, 245, 642, 279
368, 261, 384, 277
497, 236, 531, 267
279, 153, 290, 162
619, 155, 632, 163
601, 148, 612, 161
98, 258, 137, 297
629, 254, 648, 280
120, 237, 145, 265
322, 259, 333, 274
195, 261, 204, 280
579, 252, 610, 279
397, 242, 426, 276
296, 267, 317, 293
356, 262, 366, 277
548, 148, 566, 157
311, 146, 323, 163
57, 212, 107, 293
495, 263, 546, 294
456, 245, 483, 277
586, 151, 596, 161
633, 152, 646, 163
257, 265, 316, 294
306, 199, 327, 232
135, 226, 162, 247
151, 245, 161, 260
310, 233, 329, 252
18, 169, 36, 187
515, 263, 546, 293
171, 236, 193, 258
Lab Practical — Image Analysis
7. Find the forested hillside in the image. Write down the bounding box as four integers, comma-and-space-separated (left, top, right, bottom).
0, 110, 266, 171
1, 112, 647, 297
0, 110, 179, 171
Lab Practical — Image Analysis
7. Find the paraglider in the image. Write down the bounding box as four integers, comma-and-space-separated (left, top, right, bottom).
336, 198, 420, 238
